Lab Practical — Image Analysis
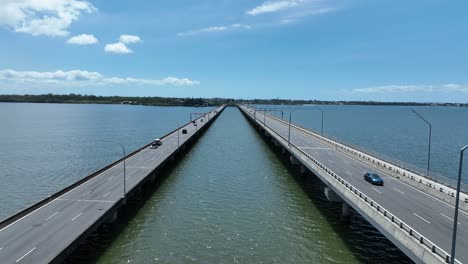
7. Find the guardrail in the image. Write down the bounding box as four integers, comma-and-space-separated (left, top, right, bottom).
240, 105, 452, 264
0, 106, 223, 230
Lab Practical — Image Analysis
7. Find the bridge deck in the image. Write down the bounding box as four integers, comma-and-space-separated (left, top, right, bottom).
240, 105, 467, 264
0, 106, 224, 264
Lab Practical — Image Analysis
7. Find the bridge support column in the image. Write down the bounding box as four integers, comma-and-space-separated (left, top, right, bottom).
281, 147, 287, 155
324, 187, 343, 202
300, 165, 307, 174
290, 155, 300, 165
106, 210, 118, 224
341, 202, 351, 222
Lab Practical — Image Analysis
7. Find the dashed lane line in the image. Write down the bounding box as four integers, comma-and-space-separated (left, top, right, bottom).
413, 213, 431, 224
16, 247, 36, 263
393, 188, 405, 195
71, 212, 83, 221
440, 213, 461, 225
45, 212, 59, 221
371, 187, 382, 194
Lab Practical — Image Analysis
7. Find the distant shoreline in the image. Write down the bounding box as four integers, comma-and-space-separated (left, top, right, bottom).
0, 94, 466, 107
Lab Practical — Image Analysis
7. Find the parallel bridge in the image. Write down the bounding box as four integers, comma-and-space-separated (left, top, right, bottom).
239, 104, 467, 264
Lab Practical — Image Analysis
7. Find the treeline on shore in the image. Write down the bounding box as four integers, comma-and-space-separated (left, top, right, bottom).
0, 94, 466, 107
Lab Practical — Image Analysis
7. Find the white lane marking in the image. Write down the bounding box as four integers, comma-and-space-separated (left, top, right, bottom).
46, 212, 59, 221
328, 159, 334, 164
15, 247, 36, 263
57, 198, 115, 203
440, 213, 461, 225
82, 191, 91, 197
413, 213, 431, 224
103, 192, 111, 198
344, 160, 349, 164
393, 177, 468, 217
345, 171, 352, 176
393, 188, 405, 195
0, 199, 57, 233
72, 212, 83, 221
0, 247, 3, 252
371, 187, 382, 194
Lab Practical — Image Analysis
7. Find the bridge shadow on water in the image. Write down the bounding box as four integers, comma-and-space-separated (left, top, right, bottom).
252, 124, 415, 264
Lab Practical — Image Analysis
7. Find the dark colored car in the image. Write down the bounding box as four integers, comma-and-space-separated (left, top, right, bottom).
364, 172, 384, 186
150, 138, 162, 149
182, 129, 187, 134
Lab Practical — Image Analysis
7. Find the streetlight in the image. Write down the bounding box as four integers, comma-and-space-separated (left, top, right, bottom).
175, 121, 180, 148
102, 140, 127, 204
287, 108, 300, 146
314, 106, 324, 136
412, 109, 432, 176
450, 144, 468, 264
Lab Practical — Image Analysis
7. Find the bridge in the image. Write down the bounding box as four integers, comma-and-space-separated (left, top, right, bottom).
0, 105, 225, 264
238, 105, 468, 264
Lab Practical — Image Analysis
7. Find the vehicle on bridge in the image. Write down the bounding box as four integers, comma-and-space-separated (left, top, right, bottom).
182, 129, 188, 134
150, 138, 162, 149
364, 172, 384, 186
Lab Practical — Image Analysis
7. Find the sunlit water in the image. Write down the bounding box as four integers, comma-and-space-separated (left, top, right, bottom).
3, 103, 462, 263
94, 107, 411, 264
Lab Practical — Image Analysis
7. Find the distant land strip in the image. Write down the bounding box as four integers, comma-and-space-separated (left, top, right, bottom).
0, 94, 466, 107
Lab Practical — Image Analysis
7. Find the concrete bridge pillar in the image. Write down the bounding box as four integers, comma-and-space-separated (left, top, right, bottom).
300, 165, 307, 174
290, 155, 300, 165
324, 187, 343, 202
106, 210, 118, 224
281, 147, 287, 155
341, 202, 351, 222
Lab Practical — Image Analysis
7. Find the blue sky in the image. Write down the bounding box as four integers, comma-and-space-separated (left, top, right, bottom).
0, 0, 467, 102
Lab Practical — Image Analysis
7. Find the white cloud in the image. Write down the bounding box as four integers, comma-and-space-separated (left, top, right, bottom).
247, 0, 303, 16
352, 84, 468, 94
119, 34, 141, 44
67, 34, 98, 45
104, 42, 133, 54
0, 69, 200, 87
0, 0, 96, 37
177, 24, 251, 37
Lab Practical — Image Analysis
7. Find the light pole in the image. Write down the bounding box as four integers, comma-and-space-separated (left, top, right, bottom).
287, 108, 299, 146
103, 140, 126, 204
450, 144, 468, 264
314, 106, 324, 136
412, 109, 432, 176
175, 121, 180, 148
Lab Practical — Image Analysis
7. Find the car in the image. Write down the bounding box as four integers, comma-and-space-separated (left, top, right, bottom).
150, 138, 162, 149
182, 129, 187, 134
364, 172, 384, 186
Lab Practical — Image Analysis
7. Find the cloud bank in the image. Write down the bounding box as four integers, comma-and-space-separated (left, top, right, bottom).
177, 24, 251, 36
247, 0, 303, 16
352, 84, 468, 94
0, 69, 200, 87
0, 0, 96, 37
67, 34, 98, 45
105, 34, 142, 54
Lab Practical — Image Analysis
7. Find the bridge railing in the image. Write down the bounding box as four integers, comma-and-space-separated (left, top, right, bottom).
241, 105, 453, 264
